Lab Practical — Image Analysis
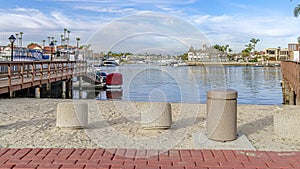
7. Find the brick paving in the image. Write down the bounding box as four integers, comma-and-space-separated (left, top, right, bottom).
0, 148, 299, 169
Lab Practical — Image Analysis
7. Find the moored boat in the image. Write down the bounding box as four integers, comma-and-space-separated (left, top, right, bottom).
105, 73, 123, 89
103, 59, 119, 67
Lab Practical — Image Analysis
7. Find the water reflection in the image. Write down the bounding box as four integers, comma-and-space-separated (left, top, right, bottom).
73, 65, 282, 105
106, 90, 123, 99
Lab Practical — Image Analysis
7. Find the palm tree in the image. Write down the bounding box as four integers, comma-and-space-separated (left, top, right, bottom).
63, 28, 67, 39
20, 32, 23, 47
60, 35, 64, 46
67, 30, 71, 38
76, 37, 80, 49
245, 43, 253, 51
47, 36, 51, 44
250, 38, 260, 56
67, 30, 71, 45
15, 33, 19, 47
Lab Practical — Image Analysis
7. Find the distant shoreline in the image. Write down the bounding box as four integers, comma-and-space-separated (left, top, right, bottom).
186, 61, 281, 67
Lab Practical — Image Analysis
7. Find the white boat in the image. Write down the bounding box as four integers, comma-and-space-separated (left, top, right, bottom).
103, 60, 119, 67
171, 61, 187, 67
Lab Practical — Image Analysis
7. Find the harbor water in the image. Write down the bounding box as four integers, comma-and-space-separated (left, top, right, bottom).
76, 64, 282, 105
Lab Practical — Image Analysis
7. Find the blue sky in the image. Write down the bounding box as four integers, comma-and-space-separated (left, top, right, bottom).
0, 0, 300, 54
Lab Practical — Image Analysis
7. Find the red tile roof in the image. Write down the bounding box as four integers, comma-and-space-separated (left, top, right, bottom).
0, 148, 299, 169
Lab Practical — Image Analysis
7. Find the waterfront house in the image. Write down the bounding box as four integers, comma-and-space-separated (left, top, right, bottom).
188, 44, 223, 62
2, 46, 12, 57
27, 43, 43, 51
265, 47, 289, 61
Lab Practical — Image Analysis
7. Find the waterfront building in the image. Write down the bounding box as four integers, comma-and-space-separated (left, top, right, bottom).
28, 43, 43, 51
187, 44, 223, 62
265, 47, 289, 61
288, 43, 299, 62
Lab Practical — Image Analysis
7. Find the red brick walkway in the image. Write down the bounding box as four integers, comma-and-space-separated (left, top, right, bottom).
0, 148, 299, 169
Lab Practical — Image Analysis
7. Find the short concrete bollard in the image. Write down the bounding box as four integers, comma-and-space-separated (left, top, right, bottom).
141, 102, 172, 130
56, 102, 88, 129
207, 89, 238, 142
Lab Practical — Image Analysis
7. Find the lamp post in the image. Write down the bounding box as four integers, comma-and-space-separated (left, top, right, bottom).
8, 35, 16, 61
49, 41, 54, 61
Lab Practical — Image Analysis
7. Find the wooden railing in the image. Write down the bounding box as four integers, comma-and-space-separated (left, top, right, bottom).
0, 61, 87, 94
281, 61, 300, 105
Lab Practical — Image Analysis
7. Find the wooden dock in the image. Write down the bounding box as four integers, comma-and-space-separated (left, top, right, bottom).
0, 61, 101, 98
281, 61, 300, 105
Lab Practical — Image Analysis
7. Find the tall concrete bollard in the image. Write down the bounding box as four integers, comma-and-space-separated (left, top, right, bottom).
141, 102, 172, 130
56, 102, 88, 129
207, 89, 238, 142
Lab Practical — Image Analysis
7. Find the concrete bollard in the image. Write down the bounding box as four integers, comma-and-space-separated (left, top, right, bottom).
141, 102, 172, 130
56, 102, 88, 129
207, 89, 238, 142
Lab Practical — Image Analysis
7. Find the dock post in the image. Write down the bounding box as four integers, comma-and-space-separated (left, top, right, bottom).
62, 81, 66, 99
281, 80, 287, 104
289, 89, 295, 105
67, 80, 73, 99
285, 83, 291, 104
296, 90, 300, 105
35, 87, 40, 99
9, 91, 15, 98
46, 82, 51, 98
79, 76, 83, 99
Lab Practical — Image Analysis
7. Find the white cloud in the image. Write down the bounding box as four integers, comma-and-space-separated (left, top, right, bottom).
87, 12, 209, 53
192, 14, 300, 51
0, 7, 104, 46
71, 5, 137, 13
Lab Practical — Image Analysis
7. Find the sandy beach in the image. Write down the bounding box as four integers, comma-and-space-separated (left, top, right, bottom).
0, 98, 299, 152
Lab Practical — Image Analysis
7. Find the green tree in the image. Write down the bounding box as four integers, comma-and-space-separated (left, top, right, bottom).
179, 52, 188, 60
294, 4, 300, 17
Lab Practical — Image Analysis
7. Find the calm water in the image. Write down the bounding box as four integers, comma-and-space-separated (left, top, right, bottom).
91, 64, 282, 105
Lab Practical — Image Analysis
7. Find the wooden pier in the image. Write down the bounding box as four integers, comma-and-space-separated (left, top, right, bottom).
281, 61, 300, 105
0, 61, 100, 98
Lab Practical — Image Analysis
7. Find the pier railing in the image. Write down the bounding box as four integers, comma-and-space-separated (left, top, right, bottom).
0, 61, 87, 94
281, 61, 300, 105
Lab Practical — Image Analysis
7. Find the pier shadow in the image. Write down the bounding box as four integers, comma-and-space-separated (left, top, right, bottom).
237, 115, 273, 136
88, 116, 206, 130
0, 118, 54, 131
87, 116, 132, 129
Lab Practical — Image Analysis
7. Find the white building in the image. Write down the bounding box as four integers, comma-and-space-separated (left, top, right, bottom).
187, 44, 224, 62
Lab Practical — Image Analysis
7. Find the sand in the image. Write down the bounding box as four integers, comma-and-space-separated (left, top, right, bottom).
0, 98, 299, 151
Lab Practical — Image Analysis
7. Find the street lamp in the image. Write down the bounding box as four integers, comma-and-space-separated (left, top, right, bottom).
8, 35, 16, 61
49, 41, 54, 61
